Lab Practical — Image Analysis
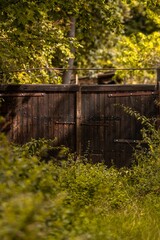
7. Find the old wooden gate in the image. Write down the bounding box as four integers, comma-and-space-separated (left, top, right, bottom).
0, 84, 158, 167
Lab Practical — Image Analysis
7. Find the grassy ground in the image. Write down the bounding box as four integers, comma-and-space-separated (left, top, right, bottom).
0, 123, 160, 240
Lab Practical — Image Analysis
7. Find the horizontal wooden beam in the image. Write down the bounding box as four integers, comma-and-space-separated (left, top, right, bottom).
0, 93, 45, 97
81, 84, 156, 92
108, 91, 158, 97
0, 84, 156, 93
0, 84, 79, 92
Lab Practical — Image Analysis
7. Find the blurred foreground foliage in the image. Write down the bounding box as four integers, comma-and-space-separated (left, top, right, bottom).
0, 116, 160, 240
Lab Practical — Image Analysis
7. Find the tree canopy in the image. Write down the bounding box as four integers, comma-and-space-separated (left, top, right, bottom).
0, 0, 160, 83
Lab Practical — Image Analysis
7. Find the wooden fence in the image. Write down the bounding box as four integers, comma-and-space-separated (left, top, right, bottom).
0, 84, 159, 167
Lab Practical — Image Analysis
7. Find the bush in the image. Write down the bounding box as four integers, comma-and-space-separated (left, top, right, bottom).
0, 127, 160, 239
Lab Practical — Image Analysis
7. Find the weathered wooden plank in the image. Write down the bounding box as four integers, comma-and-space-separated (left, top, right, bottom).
76, 88, 82, 155
108, 91, 157, 97
52, 92, 59, 144
0, 84, 159, 167
0, 84, 156, 93
39, 93, 45, 138
81, 84, 156, 92
99, 93, 105, 157
81, 92, 90, 154
0, 98, 9, 137
43, 93, 49, 139
67, 92, 76, 151
49, 93, 54, 141
0, 93, 45, 97
0, 84, 79, 92
89, 92, 96, 155
32, 96, 38, 140
27, 96, 33, 142
21, 97, 28, 142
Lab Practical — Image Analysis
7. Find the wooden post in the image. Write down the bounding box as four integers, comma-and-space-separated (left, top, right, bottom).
76, 86, 81, 155
75, 74, 79, 85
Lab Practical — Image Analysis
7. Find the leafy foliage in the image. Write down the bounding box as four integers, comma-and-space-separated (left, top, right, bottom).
1, 0, 160, 83
0, 0, 123, 83
1, 118, 160, 239
84, 0, 160, 82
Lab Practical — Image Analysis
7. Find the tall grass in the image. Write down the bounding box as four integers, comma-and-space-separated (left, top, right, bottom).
0, 112, 160, 240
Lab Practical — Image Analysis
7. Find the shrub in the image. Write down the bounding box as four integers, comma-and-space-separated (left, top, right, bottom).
0, 125, 160, 239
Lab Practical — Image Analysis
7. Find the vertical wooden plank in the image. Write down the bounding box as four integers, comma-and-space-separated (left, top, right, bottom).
11, 97, 17, 142
76, 87, 81, 155
104, 91, 112, 165
38, 95, 42, 138
18, 96, 24, 143
68, 92, 76, 151
99, 92, 105, 160
55, 92, 59, 145
50, 92, 57, 142
38, 93, 45, 139
43, 94, 46, 138
124, 95, 134, 166
90, 92, 95, 154
22, 97, 29, 143
114, 94, 128, 166
114, 95, 123, 167
82, 91, 88, 154
95, 92, 100, 154
25, 98, 29, 142
64, 92, 69, 146
81, 91, 85, 154
64, 91, 70, 147
33, 95, 38, 139
58, 92, 64, 145
19, 97, 24, 143
31, 96, 35, 139
157, 68, 160, 129
124, 96, 130, 139
133, 95, 141, 140
36, 96, 40, 139
72, 93, 76, 150
48, 93, 53, 140
27, 96, 32, 142
90, 91, 96, 158
39, 93, 45, 138
10, 98, 15, 142
53, 92, 59, 144
65, 91, 69, 147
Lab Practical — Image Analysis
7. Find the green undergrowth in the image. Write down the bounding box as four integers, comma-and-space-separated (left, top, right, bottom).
0, 115, 160, 240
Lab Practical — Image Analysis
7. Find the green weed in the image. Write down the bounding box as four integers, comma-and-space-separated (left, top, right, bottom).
0, 120, 160, 240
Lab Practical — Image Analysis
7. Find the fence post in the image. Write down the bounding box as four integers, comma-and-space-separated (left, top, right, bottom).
156, 68, 160, 129
75, 74, 79, 85
76, 86, 82, 155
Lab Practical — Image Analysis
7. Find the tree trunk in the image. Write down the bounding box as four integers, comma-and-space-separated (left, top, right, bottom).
62, 16, 76, 84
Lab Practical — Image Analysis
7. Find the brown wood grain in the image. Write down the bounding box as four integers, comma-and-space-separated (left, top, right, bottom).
0, 84, 158, 167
